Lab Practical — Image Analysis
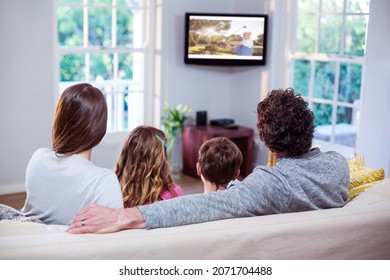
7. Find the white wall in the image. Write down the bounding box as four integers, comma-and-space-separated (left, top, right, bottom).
161, 0, 239, 118
161, 0, 270, 165
0, 0, 55, 194
356, 0, 390, 176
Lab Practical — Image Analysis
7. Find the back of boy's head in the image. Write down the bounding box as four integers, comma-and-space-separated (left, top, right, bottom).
198, 137, 243, 186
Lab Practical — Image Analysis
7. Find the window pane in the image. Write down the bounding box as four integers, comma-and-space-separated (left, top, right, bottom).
118, 54, 134, 79
292, 60, 311, 97
58, 0, 147, 134
89, 0, 112, 5
88, 8, 112, 47
126, 90, 144, 129
117, 0, 143, 8
90, 53, 113, 81
313, 103, 333, 143
335, 106, 357, 147
298, 0, 319, 13
321, 0, 343, 12
313, 102, 332, 126
58, 7, 83, 46
131, 53, 145, 90
117, 9, 134, 47
60, 54, 85, 81
347, 0, 370, 13
105, 87, 144, 132
337, 105, 353, 124
319, 16, 342, 54
345, 15, 368, 56
338, 63, 362, 103
296, 15, 316, 53
314, 62, 335, 100
117, 0, 130, 7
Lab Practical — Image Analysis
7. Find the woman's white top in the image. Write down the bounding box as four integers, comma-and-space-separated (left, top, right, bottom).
21, 148, 123, 225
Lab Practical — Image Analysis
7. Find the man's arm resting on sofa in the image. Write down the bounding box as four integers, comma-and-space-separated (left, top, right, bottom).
67, 204, 146, 234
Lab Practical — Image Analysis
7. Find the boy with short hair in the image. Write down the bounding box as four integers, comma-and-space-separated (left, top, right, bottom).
196, 137, 243, 193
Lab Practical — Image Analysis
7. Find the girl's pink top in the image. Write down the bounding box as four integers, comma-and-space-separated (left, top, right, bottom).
159, 183, 183, 200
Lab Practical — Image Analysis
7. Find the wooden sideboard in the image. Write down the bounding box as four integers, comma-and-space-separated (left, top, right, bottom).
182, 125, 254, 178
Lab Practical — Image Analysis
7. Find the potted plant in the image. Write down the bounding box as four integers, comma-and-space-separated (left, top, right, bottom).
161, 103, 192, 174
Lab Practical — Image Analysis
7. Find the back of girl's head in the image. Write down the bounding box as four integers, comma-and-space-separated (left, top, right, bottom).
198, 137, 243, 186
52, 83, 107, 154
115, 125, 172, 207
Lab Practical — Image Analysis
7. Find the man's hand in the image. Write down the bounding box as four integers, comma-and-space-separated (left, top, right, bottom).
67, 204, 146, 234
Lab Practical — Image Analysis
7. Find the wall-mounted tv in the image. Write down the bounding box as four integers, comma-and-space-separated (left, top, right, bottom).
184, 13, 268, 66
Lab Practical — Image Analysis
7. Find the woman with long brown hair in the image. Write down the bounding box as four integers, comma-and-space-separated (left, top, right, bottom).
115, 125, 182, 208
22, 83, 123, 225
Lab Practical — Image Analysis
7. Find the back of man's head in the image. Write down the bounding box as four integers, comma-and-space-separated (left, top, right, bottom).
257, 88, 315, 157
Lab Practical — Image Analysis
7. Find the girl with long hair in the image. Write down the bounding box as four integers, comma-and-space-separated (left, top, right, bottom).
115, 125, 182, 208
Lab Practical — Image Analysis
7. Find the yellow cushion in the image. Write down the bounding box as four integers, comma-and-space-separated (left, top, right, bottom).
267, 152, 276, 167
348, 155, 385, 201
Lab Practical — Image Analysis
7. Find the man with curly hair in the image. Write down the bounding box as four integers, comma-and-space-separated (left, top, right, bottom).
68, 88, 349, 233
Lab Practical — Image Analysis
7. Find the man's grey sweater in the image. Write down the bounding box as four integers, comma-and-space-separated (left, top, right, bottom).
138, 148, 350, 229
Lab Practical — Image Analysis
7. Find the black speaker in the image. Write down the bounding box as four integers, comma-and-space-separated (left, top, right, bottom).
196, 111, 207, 126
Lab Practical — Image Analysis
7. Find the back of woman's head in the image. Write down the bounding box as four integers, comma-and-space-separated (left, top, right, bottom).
52, 83, 107, 154
115, 125, 173, 207
257, 88, 315, 157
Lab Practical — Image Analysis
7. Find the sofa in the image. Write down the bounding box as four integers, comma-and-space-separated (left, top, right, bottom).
1, 178, 389, 260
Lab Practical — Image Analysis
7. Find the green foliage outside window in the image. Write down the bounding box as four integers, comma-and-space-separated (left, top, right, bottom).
58, 2, 134, 82
293, 0, 369, 131
296, 15, 316, 53
345, 15, 368, 56
314, 61, 335, 100
338, 63, 362, 103
58, 7, 83, 46
313, 103, 332, 126
319, 15, 342, 54
60, 54, 85, 81
88, 8, 112, 47
293, 60, 310, 97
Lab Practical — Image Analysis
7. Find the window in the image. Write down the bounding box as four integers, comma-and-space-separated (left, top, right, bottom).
57, 0, 158, 133
289, 0, 370, 151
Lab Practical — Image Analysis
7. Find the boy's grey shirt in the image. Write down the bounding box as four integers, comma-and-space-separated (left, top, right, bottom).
138, 148, 350, 229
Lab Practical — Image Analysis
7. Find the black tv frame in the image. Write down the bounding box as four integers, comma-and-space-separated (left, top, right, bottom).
184, 12, 268, 66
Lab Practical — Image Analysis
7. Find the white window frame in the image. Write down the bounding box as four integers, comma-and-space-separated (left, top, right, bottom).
286, 0, 370, 157
56, 0, 160, 134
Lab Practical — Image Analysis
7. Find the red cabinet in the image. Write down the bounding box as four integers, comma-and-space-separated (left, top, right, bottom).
182, 125, 254, 179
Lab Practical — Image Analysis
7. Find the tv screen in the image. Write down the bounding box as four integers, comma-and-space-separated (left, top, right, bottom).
184, 13, 268, 66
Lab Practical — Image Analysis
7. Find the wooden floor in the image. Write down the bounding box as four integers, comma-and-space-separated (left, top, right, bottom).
0, 173, 203, 210
0, 192, 27, 210
174, 173, 204, 195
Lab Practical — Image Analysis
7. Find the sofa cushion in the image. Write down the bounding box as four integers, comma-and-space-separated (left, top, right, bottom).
348, 155, 385, 200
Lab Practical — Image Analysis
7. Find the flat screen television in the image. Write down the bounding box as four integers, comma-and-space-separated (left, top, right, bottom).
184, 13, 268, 66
